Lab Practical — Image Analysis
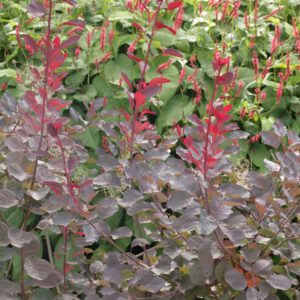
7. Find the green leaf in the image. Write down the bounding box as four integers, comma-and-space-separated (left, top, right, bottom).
3, 207, 23, 228
156, 95, 195, 132
158, 65, 180, 103
0, 69, 16, 78
249, 144, 271, 168
31, 288, 54, 300
104, 60, 121, 82
93, 75, 112, 97
76, 127, 99, 149
261, 116, 275, 131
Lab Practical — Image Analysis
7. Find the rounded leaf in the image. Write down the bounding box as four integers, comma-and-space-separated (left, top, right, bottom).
225, 269, 247, 291
24, 257, 52, 280
266, 274, 292, 290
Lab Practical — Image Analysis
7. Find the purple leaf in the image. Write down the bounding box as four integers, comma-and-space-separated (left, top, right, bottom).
273, 119, 287, 137
216, 72, 234, 85
142, 84, 161, 98
59, 35, 80, 49
111, 226, 133, 239
225, 269, 247, 291
24, 257, 52, 280
33, 269, 63, 288
266, 274, 293, 290
28, 0, 46, 17
0, 189, 19, 208
8, 228, 34, 248
260, 131, 281, 148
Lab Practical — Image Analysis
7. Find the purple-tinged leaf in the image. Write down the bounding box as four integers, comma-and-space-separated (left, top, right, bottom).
131, 269, 166, 293
127, 201, 153, 216
0, 189, 19, 208
264, 159, 280, 172
5, 136, 25, 152
8, 228, 33, 248
43, 181, 63, 195
24, 257, 52, 280
260, 131, 280, 148
119, 189, 143, 208
162, 48, 183, 58
41, 195, 66, 213
0, 279, 20, 296
220, 184, 250, 199
33, 269, 63, 288
47, 123, 59, 137
111, 226, 132, 239
93, 171, 121, 187
103, 267, 122, 285
22, 235, 41, 257
52, 212, 76, 226
89, 261, 104, 274
240, 244, 261, 264
167, 190, 193, 211
273, 119, 287, 137
27, 186, 50, 201
28, 0, 46, 17
23, 35, 38, 55
97, 153, 120, 171
216, 72, 234, 85
96, 198, 118, 219
199, 207, 218, 235
131, 238, 149, 248
190, 256, 214, 284
8, 157, 31, 181
59, 35, 80, 49
83, 225, 98, 244
266, 274, 292, 290
252, 259, 272, 277
225, 269, 247, 291
220, 225, 246, 245
246, 288, 260, 300
68, 155, 80, 172
142, 84, 161, 98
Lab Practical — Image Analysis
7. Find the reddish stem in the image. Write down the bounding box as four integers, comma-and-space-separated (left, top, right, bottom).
56, 135, 80, 209
202, 69, 221, 181
20, 2, 53, 298
129, 0, 163, 161
63, 226, 69, 290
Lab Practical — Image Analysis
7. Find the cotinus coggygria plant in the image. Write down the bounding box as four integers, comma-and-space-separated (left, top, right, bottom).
0, 0, 299, 300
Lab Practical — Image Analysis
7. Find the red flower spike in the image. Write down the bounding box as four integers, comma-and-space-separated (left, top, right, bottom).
132, 22, 144, 32
156, 59, 174, 72
178, 67, 186, 84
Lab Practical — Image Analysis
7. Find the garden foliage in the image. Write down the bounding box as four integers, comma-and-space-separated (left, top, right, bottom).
0, 0, 299, 299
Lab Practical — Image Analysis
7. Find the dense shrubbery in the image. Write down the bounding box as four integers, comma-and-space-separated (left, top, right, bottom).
0, 0, 299, 299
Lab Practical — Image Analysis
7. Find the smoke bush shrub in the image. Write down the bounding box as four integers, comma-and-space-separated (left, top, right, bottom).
0, 0, 299, 300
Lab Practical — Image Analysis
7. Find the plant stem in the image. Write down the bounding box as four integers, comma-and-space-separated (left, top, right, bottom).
20, 2, 53, 298
63, 226, 69, 291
